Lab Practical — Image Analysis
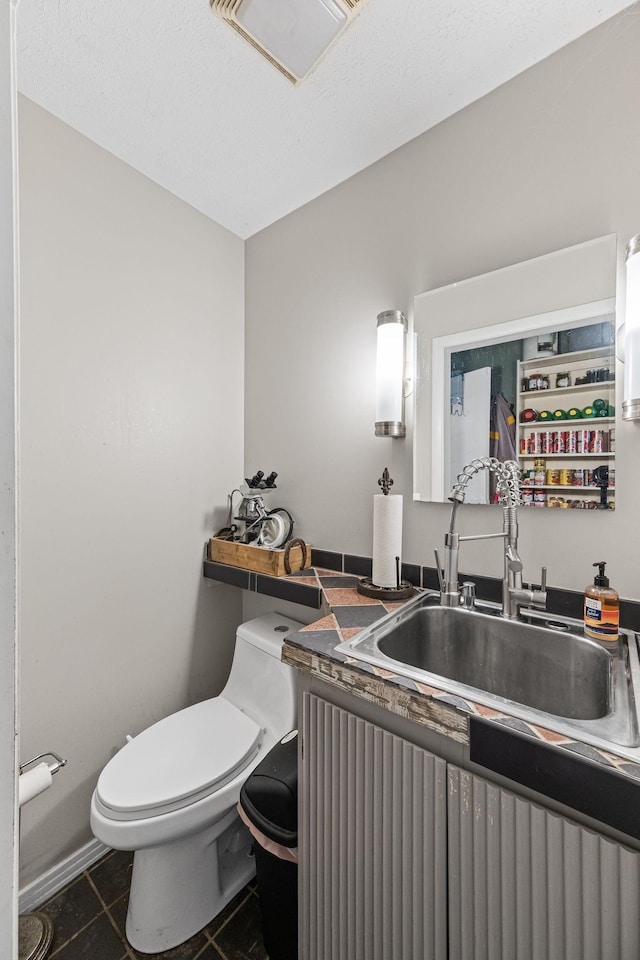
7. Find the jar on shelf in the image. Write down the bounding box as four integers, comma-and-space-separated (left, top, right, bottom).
524, 373, 550, 391
555, 371, 571, 388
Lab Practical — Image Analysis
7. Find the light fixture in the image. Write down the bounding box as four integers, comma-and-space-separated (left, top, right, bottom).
623, 233, 640, 421
375, 310, 407, 439
210, 0, 370, 84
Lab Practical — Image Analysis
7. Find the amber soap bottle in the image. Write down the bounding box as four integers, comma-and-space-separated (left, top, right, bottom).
584, 561, 619, 641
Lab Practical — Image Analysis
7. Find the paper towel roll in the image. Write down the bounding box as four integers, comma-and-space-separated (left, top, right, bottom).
372, 494, 403, 589
19, 762, 52, 807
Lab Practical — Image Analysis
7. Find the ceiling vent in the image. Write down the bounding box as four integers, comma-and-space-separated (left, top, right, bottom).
210, 0, 371, 84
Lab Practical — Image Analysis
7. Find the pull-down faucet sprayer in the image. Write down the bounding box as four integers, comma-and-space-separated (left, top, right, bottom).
435, 457, 546, 619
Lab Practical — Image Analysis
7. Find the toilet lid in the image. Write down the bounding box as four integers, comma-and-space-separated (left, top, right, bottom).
96, 698, 262, 818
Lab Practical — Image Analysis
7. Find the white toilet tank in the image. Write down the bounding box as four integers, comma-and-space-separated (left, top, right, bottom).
222, 613, 301, 737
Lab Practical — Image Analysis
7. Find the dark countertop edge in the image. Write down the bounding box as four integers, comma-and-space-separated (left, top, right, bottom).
469, 717, 640, 842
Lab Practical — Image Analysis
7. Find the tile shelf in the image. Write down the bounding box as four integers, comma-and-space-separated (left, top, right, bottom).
202, 556, 324, 609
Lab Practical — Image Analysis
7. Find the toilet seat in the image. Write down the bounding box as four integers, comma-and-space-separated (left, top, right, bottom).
94, 698, 262, 821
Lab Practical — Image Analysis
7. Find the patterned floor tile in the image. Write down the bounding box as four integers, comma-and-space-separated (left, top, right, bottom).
49, 911, 125, 960
40, 875, 103, 951
212, 893, 268, 960
206, 888, 253, 938
88, 851, 134, 908
107, 892, 210, 959
195, 946, 225, 960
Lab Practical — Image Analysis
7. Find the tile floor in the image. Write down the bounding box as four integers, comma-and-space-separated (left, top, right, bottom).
32, 850, 268, 959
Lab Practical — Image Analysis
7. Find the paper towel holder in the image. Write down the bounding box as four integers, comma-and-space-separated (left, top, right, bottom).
357, 567, 415, 601
357, 467, 415, 600
375, 310, 407, 438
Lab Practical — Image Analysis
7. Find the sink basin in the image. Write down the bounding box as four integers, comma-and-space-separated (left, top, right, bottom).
377, 605, 609, 720
334, 593, 640, 752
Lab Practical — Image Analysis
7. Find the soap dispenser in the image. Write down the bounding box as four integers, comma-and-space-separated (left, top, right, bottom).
584, 561, 619, 641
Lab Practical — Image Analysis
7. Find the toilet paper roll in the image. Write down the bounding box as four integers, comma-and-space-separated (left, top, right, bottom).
371, 494, 403, 589
19, 762, 52, 808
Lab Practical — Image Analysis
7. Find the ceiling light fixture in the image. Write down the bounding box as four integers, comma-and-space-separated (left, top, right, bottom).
210, 0, 371, 84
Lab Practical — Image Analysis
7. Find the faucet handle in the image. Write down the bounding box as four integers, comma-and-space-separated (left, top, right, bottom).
434, 550, 445, 592
540, 566, 547, 592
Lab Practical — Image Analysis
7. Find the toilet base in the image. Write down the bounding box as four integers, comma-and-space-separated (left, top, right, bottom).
125, 808, 255, 954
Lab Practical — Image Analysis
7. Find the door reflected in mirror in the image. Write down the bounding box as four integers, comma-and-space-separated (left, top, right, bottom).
413, 235, 618, 510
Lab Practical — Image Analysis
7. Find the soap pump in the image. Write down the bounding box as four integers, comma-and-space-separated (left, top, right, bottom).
584, 561, 619, 641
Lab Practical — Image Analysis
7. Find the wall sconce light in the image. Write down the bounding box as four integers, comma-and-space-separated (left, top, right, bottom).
375, 310, 407, 438
623, 233, 640, 421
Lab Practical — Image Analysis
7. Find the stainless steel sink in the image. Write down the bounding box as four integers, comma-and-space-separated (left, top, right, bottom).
377, 605, 609, 720
334, 593, 640, 753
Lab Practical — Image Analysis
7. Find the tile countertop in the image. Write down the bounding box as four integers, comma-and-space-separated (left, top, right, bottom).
281, 567, 640, 787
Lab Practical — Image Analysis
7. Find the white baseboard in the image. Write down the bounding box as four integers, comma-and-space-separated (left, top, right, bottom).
19, 837, 111, 914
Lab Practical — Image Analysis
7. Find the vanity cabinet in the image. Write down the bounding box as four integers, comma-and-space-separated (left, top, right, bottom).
299, 692, 448, 960
448, 766, 640, 960
300, 692, 640, 960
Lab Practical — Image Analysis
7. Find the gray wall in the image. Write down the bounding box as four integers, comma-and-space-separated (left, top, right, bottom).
18, 97, 245, 885
245, 6, 640, 600
1, 2, 18, 954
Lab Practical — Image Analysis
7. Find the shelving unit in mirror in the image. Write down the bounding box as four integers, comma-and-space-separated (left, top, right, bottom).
517, 346, 615, 510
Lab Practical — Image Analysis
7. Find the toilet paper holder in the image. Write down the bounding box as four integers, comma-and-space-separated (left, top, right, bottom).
20, 750, 67, 777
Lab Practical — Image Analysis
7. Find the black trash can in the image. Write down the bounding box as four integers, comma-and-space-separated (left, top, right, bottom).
239, 730, 298, 960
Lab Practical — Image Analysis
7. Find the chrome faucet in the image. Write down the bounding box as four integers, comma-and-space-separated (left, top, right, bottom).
435, 457, 547, 620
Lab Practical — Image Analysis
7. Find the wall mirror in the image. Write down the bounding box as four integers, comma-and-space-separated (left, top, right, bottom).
413, 235, 618, 510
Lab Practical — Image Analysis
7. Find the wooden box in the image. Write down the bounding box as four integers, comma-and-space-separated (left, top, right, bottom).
208, 537, 312, 577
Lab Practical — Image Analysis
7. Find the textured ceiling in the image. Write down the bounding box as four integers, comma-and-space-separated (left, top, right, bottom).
17, 0, 636, 238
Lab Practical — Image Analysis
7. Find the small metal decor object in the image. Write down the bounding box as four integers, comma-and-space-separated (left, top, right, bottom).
378, 466, 393, 495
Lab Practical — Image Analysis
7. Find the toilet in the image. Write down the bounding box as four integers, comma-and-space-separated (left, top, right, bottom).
90, 612, 301, 954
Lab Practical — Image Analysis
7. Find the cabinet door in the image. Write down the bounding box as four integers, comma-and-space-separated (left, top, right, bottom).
300, 692, 447, 960
448, 765, 640, 960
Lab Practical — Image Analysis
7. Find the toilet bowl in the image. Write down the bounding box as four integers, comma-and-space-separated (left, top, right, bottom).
90, 612, 301, 954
